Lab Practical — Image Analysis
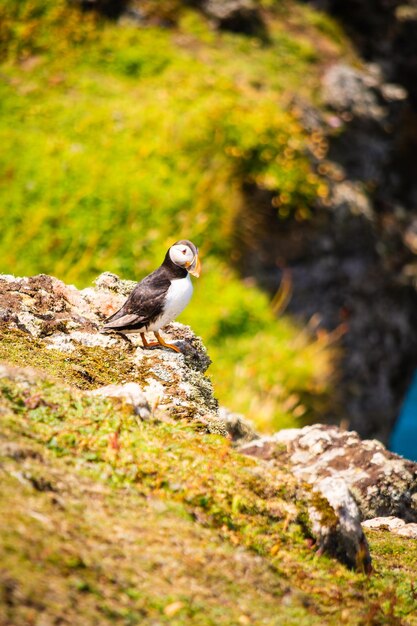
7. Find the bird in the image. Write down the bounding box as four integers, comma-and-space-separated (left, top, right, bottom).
103, 240, 201, 353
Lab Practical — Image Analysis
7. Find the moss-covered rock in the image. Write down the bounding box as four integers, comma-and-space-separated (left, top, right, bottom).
0, 272, 224, 434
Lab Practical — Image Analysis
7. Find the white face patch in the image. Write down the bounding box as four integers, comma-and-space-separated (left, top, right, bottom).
169, 244, 194, 267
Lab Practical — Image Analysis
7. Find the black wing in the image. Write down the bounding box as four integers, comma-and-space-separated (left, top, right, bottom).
103, 268, 171, 332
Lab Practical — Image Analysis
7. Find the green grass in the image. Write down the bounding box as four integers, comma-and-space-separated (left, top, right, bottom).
0, 0, 348, 430
1, 365, 417, 625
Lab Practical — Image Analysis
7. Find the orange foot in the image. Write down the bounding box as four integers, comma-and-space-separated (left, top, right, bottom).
140, 331, 181, 353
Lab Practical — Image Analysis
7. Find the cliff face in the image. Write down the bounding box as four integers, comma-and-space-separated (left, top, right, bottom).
1, 273, 417, 624
237, 50, 417, 443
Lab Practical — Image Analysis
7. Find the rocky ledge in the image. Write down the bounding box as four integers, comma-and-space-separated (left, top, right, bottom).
0, 272, 223, 434
1, 272, 417, 574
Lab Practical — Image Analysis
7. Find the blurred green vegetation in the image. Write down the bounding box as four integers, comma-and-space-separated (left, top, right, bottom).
0, 0, 346, 429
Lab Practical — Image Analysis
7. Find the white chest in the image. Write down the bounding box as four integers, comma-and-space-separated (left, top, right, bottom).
150, 274, 193, 330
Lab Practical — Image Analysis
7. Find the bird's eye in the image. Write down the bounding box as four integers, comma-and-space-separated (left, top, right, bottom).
182, 249, 187, 255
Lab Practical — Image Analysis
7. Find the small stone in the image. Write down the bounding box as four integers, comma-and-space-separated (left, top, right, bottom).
380, 83, 408, 102
163, 601, 184, 617
396, 524, 417, 539
218, 407, 258, 443
89, 383, 151, 420
362, 516, 405, 531
322, 63, 384, 120
363, 516, 417, 539
200, 0, 264, 35
93, 271, 136, 295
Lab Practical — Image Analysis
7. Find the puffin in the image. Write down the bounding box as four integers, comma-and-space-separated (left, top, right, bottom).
103, 240, 201, 353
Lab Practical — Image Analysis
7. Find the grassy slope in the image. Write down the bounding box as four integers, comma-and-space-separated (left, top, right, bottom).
0, 0, 348, 430
1, 362, 417, 626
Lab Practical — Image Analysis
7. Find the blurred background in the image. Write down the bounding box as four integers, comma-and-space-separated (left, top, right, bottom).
1, 0, 417, 453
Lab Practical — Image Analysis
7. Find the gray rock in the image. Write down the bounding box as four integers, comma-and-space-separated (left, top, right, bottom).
305, 477, 371, 572
240, 429, 372, 571
202, 0, 256, 20
237, 52, 415, 451
380, 83, 408, 102
322, 63, 385, 120
89, 383, 152, 420
330, 181, 373, 221
362, 516, 417, 539
93, 271, 136, 295
218, 407, 259, 443
199, 0, 265, 35
240, 424, 417, 521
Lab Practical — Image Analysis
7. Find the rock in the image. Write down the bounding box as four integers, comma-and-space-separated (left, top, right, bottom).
362, 516, 417, 539
317, 0, 417, 104
94, 271, 137, 295
385, 524, 417, 539
321, 62, 406, 188
322, 63, 386, 120
0, 272, 226, 435
89, 383, 152, 420
198, 0, 265, 36
322, 63, 406, 119
201, 0, 255, 20
329, 180, 373, 220
237, 48, 417, 447
306, 477, 371, 572
362, 516, 407, 532
240, 424, 417, 521
80, 271, 135, 318
240, 429, 373, 571
218, 407, 259, 443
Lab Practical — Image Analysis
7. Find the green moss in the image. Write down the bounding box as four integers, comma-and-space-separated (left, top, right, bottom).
310, 490, 340, 529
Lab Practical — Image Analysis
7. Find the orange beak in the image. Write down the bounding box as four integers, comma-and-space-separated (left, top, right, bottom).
187, 255, 201, 277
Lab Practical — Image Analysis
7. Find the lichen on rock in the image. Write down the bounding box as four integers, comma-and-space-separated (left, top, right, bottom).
362, 516, 417, 539
240, 424, 417, 522
306, 477, 371, 573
